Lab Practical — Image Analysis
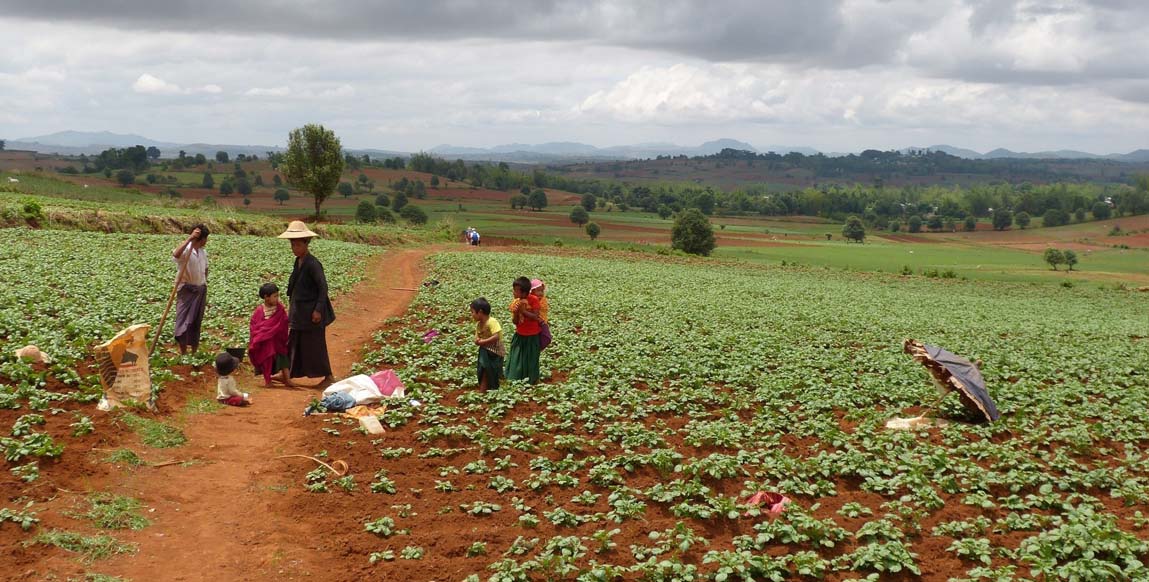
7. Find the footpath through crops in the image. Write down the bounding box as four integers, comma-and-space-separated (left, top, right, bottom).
302, 251, 1148, 581
0, 228, 377, 528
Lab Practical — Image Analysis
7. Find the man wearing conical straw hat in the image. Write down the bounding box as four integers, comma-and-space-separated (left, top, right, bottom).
278, 221, 335, 384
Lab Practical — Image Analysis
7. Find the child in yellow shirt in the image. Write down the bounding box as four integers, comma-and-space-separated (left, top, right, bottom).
471, 297, 505, 390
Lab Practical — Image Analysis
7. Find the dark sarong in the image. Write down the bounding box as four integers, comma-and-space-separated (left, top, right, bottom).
288, 328, 332, 379
505, 333, 541, 385
173, 284, 207, 347
477, 347, 504, 390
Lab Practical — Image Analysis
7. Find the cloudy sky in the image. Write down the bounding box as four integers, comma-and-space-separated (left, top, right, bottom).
1, 0, 1148, 153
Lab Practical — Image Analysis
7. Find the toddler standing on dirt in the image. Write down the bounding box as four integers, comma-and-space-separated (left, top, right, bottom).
248, 283, 293, 387
215, 352, 251, 406
471, 297, 506, 390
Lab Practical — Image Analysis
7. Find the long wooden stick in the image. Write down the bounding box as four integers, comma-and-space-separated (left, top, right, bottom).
150, 251, 189, 356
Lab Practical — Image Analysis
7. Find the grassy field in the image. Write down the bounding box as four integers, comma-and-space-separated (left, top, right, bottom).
4, 159, 1148, 286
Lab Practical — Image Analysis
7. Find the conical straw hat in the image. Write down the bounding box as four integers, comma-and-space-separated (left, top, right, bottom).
277, 220, 319, 239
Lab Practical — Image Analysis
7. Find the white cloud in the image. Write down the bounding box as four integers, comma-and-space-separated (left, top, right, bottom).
579, 64, 787, 123
132, 73, 183, 95
200, 84, 223, 94
318, 84, 355, 98
244, 86, 291, 97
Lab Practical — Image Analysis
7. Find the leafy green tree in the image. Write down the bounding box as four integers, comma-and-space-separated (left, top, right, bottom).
943, 216, 957, 232
375, 193, 390, 208
1043, 248, 1065, 270
671, 208, 716, 256
254, 174, 264, 187
586, 222, 601, 240
194, 153, 207, 165
528, 189, 548, 211
282, 124, 345, 218
412, 180, 427, 199
1064, 249, 1078, 271
219, 180, 233, 197
236, 177, 252, 197
399, 204, 428, 225
0, 139, 5, 151
391, 191, 409, 212
146, 146, 161, 160
511, 194, 528, 209
890, 221, 901, 232
570, 206, 590, 226
273, 174, 282, 187
993, 209, 1014, 231
1042, 208, 1070, 227
657, 205, 672, 220
430, 175, 440, 187
355, 200, 377, 223
581, 194, 597, 213
1092, 201, 1111, 220
964, 216, 977, 231
274, 188, 290, 205
1074, 207, 1085, 222
116, 169, 135, 186
243, 196, 251, 207
694, 190, 716, 215
338, 182, 354, 198
1015, 211, 1031, 229
908, 215, 922, 233
215, 151, 229, 163
927, 215, 943, 232
202, 172, 214, 189
842, 215, 865, 243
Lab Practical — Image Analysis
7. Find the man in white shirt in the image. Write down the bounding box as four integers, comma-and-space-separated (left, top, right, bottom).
171, 225, 209, 354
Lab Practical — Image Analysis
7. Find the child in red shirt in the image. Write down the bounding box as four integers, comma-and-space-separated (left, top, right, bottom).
505, 276, 542, 384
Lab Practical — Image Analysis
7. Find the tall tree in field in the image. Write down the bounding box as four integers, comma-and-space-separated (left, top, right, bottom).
586, 222, 601, 240
202, 172, 214, 189
282, 124, 345, 218
1043, 248, 1065, 270
992, 209, 1014, 231
146, 146, 162, 160
1064, 249, 1078, 271
842, 215, 865, 243
671, 208, 716, 256
274, 188, 290, 205
528, 189, 548, 211
216, 151, 229, 163
569, 206, 589, 226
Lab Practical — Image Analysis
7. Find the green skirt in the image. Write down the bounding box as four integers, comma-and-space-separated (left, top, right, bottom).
477, 347, 504, 390
505, 333, 541, 385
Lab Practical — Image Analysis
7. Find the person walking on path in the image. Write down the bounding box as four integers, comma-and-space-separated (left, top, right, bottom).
279, 221, 335, 384
172, 225, 209, 354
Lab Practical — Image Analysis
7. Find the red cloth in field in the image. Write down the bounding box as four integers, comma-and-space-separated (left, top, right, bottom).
219, 395, 247, 407
249, 304, 289, 384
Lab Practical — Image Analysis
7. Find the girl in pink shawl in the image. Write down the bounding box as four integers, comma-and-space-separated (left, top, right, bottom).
249, 283, 293, 387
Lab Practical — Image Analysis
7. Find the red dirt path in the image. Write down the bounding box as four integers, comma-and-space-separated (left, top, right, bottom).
0, 247, 440, 581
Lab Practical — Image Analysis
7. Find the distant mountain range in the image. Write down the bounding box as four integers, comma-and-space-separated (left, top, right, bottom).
6, 130, 1148, 164
903, 144, 1149, 163
429, 138, 821, 160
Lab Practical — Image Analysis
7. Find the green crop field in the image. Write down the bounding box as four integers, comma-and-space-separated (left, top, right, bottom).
0, 228, 378, 366
295, 251, 1149, 580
